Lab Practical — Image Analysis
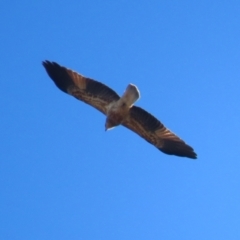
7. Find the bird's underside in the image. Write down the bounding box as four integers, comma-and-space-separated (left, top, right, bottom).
42, 60, 197, 159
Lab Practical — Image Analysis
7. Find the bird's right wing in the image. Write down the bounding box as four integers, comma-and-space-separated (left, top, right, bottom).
42, 61, 120, 114
122, 106, 197, 159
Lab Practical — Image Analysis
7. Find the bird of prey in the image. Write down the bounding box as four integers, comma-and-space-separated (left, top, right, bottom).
42, 61, 197, 159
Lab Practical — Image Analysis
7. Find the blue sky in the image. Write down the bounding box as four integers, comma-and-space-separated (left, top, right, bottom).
1, 0, 240, 239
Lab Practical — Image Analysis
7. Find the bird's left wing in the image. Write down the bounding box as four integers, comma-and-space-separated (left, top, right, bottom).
42, 61, 120, 114
122, 106, 197, 159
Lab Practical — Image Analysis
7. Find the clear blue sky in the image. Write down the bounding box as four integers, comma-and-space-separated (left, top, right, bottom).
1, 1, 240, 239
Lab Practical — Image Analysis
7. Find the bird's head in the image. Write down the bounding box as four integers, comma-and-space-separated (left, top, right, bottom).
105, 117, 117, 131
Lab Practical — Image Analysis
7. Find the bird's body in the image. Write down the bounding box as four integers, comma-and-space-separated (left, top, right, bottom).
105, 84, 140, 130
43, 61, 197, 159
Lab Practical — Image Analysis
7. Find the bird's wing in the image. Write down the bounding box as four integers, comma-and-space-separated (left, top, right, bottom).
122, 106, 197, 159
42, 61, 120, 114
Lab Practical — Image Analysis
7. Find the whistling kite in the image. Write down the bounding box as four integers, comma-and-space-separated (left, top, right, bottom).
43, 61, 197, 159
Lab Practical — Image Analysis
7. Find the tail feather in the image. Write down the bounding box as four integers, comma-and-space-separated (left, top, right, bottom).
121, 84, 140, 107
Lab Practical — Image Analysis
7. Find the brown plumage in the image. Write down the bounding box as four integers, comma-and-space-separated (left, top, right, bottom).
42, 61, 197, 159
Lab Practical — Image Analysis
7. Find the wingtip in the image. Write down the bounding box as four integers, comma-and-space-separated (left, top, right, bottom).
189, 153, 197, 160
183, 148, 197, 160
180, 152, 197, 160
42, 60, 72, 94
42, 60, 53, 70
42, 60, 46, 67
158, 142, 197, 160
188, 148, 197, 159
42, 59, 49, 64
42, 60, 57, 68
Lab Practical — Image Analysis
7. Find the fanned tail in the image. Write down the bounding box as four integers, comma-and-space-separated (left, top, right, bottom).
121, 84, 140, 107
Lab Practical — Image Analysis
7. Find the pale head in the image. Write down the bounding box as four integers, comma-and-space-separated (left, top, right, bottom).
105, 117, 118, 131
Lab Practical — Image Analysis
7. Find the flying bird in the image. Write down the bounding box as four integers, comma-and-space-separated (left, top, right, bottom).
42, 61, 197, 159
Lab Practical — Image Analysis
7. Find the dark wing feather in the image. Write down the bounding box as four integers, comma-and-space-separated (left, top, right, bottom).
42, 61, 120, 114
122, 106, 197, 159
